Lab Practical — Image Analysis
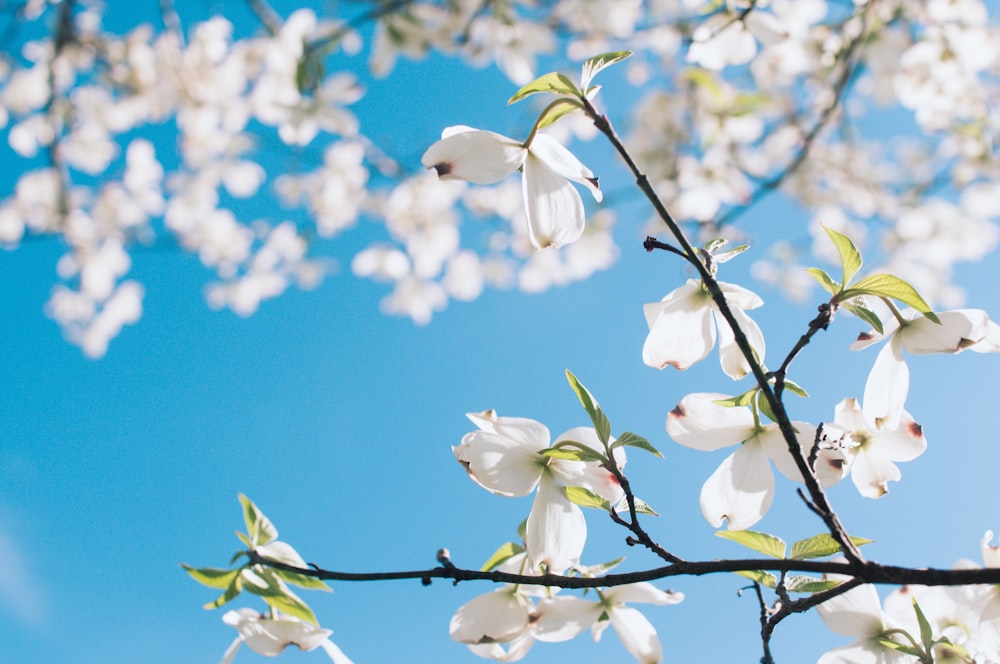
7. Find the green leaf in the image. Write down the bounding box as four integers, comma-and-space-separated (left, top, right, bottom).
843, 275, 940, 323
273, 569, 330, 592
565, 369, 611, 445
843, 301, 884, 335
820, 224, 863, 288
784, 576, 844, 594
517, 519, 527, 543
805, 267, 840, 296
713, 388, 756, 408
230, 549, 249, 565
704, 238, 727, 253
577, 556, 624, 577
780, 379, 809, 398
480, 542, 525, 572
266, 586, 319, 626
239, 494, 278, 547
630, 496, 659, 516
534, 98, 585, 131
204, 574, 243, 610
611, 431, 663, 458
540, 446, 606, 463
564, 486, 611, 511
716, 530, 787, 559
713, 245, 750, 264
913, 598, 934, 650
757, 391, 778, 424
508, 72, 580, 105
580, 50, 632, 89
805, 268, 839, 296
876, 638, 923, 657
183, 565, 241, 590
735, 569, 777, 588
236, 531, 251, 549
789, 534, 874, 560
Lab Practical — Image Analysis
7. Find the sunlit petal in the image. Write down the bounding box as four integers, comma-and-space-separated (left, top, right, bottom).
421, 126, 524, 184
528, 134, 601, 201
715, 306, 766, 380
453, 431, 544, 496
816, 584, 885, 638
603, 582, 684, 606
533, 596, 600, 642
526, 474, 587, 572
666, 392, 756, 451
899, 309, 987, 354
862, 337, 908, 431
699, 441, 774, 529
642, 291, 716, 370
450, 588, 532, 644
522, 154, 586, 249
609, 605, 662, 664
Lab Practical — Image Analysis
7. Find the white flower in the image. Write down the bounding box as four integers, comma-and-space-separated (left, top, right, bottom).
642, 279, 765, 380
666, 392, 847, 529
826, 397, 927, 499
852, 309, 1000, 429
816, 584, 902, 664
422, 126, 601, 249
220, 609, 353, 664
453, 411, 623, 572
533, 583, 683, 663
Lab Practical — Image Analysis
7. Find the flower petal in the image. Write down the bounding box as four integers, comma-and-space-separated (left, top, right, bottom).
318, 640, 355, 664
453, 430, 545, 496
450, 589, 532, 644
609, 605, 662, 664
421, 127, 525, 185
862, 337, 908, 431
715, 306, 766, 380
603, 582, 684, 607
666, 392, 756, 451
816, 584, 885, 638
527, 134, 601, 201
526, 474, 587, 572
699, 441, 774, 530
642, 287, 716, 370
522, 153, 586, 249
718, 280, 764, 310
533, 596, 601, 642
900, 309, 988, 354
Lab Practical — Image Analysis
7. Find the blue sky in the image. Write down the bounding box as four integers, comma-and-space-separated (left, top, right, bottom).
2, 4, 999, 664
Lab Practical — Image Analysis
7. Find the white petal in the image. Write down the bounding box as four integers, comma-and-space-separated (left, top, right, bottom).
220, 638, 242, 664
421, 127, 525, 185
522, 154, 586, 249
850, 443, 901, 499
468, 632, 536, 662
983, 531, 1000, 568
900, 309, 988, 354
862, 337, 908, 431
642, 288, 716, 370
759, 422, 837, 484
715, 306, 766, 380
817, 640, 887, 664
699, 441, 774, 530
666, 392, 756, 451
971, 319, 1000, 352
604, 582, 684, 607
527, 134, 601, 201
453, 430, 544, 496
850, 317, 901, 351
319, 640, 355, 664
450, 589, 532, 644
533, 596, 601, 642
526, 474, 587, 572
718, 280, 764, 310
816, 584, 885, 638
872, 412, 926, 463
609, 605, 662, 664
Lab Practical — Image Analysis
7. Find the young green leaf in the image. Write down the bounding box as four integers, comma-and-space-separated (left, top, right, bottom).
713, 245, 750, 264
784, 576, 844, 594
704, 238, 727, 253
273, 569, 331, 592
780, 379, 809, 399
630, 496, 659, 516
565, 369, 611, 445
564, 485, 611, 511
239, 494, 278, 547
913, 598, 934, 651
533, 98, 585, 131
508, 72, 580, 105
875, 638, 923, 657
789, 534, 874, 560
611, 431, 663, 458
843, 301, 885, 335
540, 446, 607, 463
266, 586, 319, 626
716, 530, 787, 559
713, 388, 757, 408
843, 274, 940, 323
820, 224, 863, 287
577, 556, 624, 577
805, 267, 840, 296
183, 565, 241, 590
757, 391, 778, 424
580, 50, 632, 89
480, 541, 525, 572
735, 569, 777, 588
204, 574, 243, 610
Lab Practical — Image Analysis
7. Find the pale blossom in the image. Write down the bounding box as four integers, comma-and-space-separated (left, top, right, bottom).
422, 126, 601, 249
816, 584, 904, 664
642, 279, 766, 380
533, 583, 683, 664
825, 397, 927, 499
666, 392, 847, 529
453, 412, 623, 572
220, 609, 353, 664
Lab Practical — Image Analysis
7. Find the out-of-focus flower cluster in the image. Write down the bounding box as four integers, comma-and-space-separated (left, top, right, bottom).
2, 0, 998, 358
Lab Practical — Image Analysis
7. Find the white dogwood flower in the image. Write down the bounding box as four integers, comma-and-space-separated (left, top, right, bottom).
220, 609, 353, 664
422, 125, 601, 249
642, 279, 766, 380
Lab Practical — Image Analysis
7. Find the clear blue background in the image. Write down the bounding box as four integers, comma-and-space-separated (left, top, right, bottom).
1, 4, 998, 663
